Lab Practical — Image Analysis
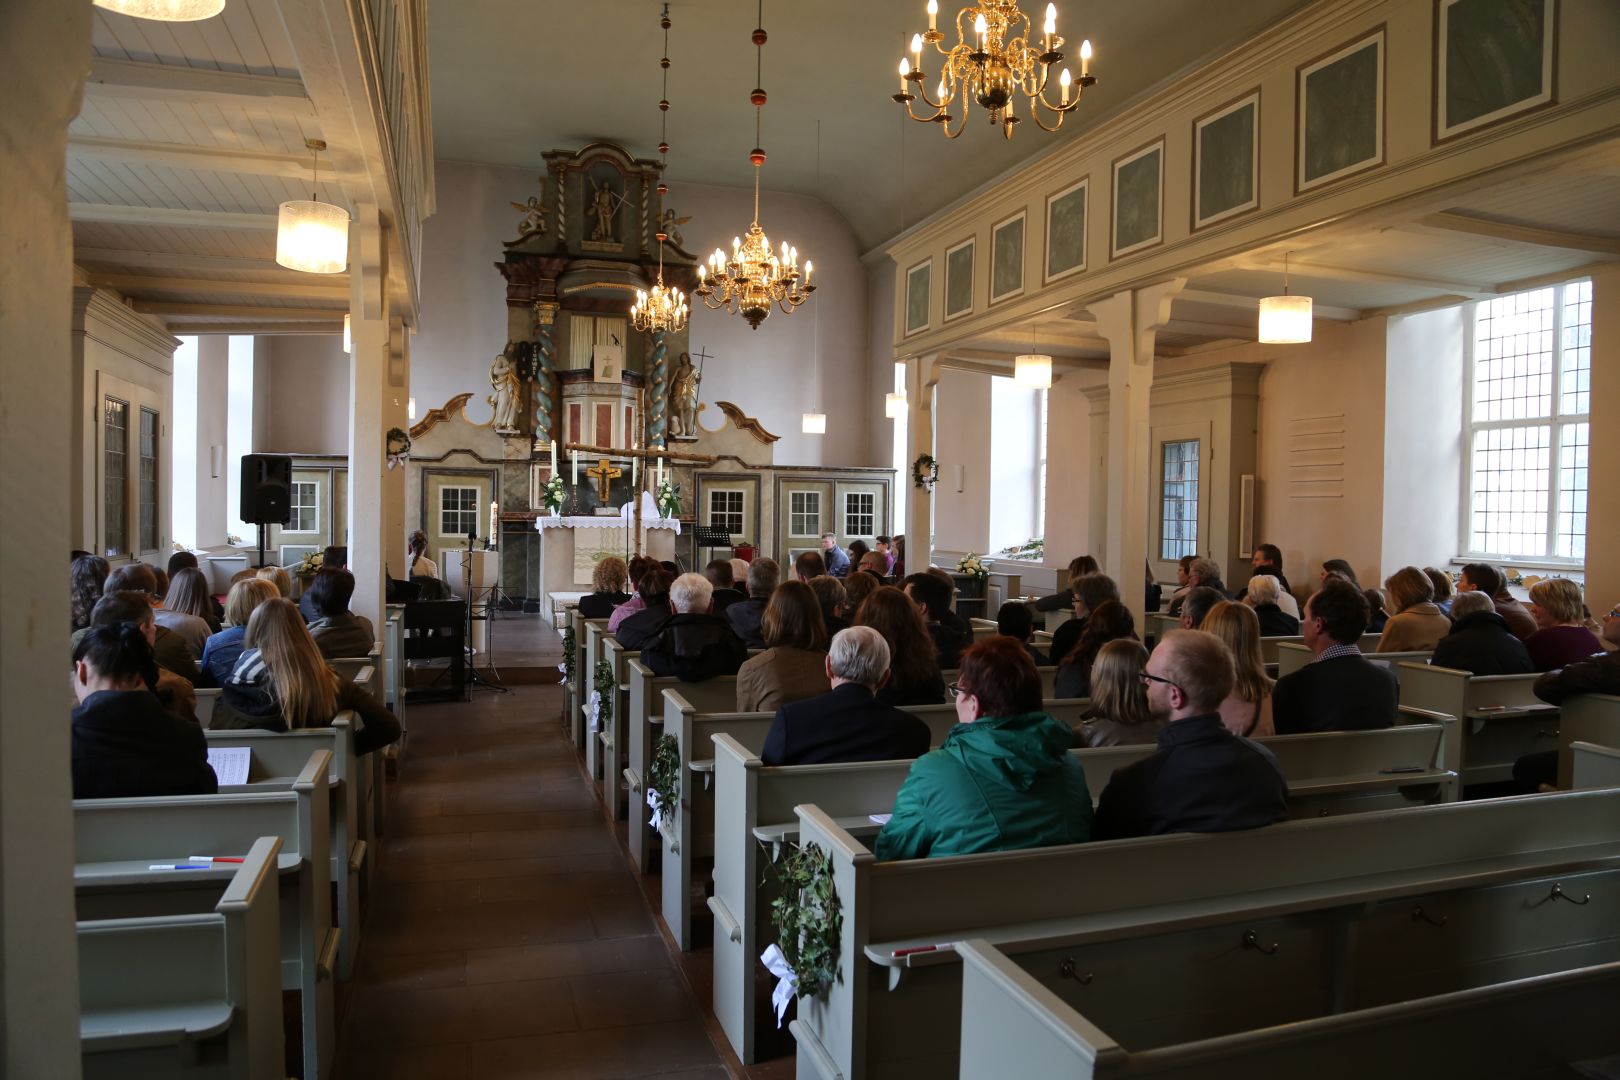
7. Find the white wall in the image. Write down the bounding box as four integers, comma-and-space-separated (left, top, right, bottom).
172, 336, 198, 548
258, 334, 351, 455
932, 367, 993, 555
988, 378, 1042, 554
1382, 306, 1465, 574
409, 160, 874, 466
1043, 370, 1101, 572
194, 335, 231, 548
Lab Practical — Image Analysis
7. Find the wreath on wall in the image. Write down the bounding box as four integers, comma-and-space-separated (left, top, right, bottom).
386, 427, 412, 471
592, 659, 615, 732
766, 841, 843, 1005
649, 733, 681, 832
560, 624, 576, 688
911, 453, 939, 490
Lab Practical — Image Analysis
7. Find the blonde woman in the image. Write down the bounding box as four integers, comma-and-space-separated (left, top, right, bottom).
1077, 639, 1159, 748
1202, 601, 1275, 737
1525, 578, 1601, 671
213, 598, 401, 754
200, 577, 278, 687
256, 564, 294, 599
1377, 566, 1451, 652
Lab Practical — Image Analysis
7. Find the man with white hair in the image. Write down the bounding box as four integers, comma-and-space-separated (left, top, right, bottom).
760, 627, 931, 766
1243, 574, 1300, 635
641, 572, 748, 681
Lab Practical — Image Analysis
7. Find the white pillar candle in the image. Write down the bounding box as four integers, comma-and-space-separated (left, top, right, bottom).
572, 448, 579, 485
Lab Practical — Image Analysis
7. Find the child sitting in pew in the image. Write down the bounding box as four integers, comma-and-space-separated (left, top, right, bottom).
212, 597, 402, 755
71, 622, 218, 799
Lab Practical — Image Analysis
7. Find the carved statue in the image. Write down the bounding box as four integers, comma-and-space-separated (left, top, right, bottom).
658, 208, 694, 259
504, 194, 547, 245
670, 351, 701, 438
590, 179, 619, 242
489, 344, 524, 432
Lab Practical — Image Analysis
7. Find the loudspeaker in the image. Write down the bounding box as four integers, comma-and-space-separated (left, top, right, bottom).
240, 454, 293, 525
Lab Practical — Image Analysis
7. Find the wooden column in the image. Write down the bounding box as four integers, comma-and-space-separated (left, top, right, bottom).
1586, 265, 1620, 610
903, 353, 940, 569
347, 204, 390, 630
1089, 279, 1185, 630
0, 0, 91, 1073
384, 317, 410, 579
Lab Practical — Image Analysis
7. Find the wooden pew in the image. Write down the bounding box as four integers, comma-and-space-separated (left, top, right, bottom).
1557, 693, 1620, 788
205, 719, 364, 981
939, 667, 1060, 700
579, 618, 612, 750
1275, 641, 1432, 679
194, 687, 221, 726
1572, 741, 1620, 789
1397, 663, 1556, 786
596, 637, 638, 820
565, 606, 587, 739
955, 939, 1620, 1080
788, 787, 1620, 1080
382, 606, 408, 772
78, 836, 285, 1080
1143, 612, 1180, 648
73, 756, 338, 1080
709, 718, 1454, 1064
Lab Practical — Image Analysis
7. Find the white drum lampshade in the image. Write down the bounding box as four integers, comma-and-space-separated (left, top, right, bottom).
1014, 353, 1053, 389
342, 313, 351, 353
276, 199, 350, 274
1258, 294, 1313, 344
92, 0, 226, 20
885, 391, 907, 418
801, 411, 827, 435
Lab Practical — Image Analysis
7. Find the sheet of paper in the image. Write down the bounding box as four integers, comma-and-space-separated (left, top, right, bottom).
207, 746, 252, 786
868, 813, 893, 825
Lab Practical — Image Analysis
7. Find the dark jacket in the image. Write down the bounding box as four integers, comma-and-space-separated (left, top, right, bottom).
1526, 626, 1604, 672
1053, 660, 1090, 700
1430, 610, 1534, 675
1494, 593, 1538, 640
1018, 639, 1048, 667
1145, 581, 1163, 613
1271, 652, 1398, 734
1048, 616, 1085, 669
212, 650, 403, 754
876, 663, 948, 708
73, 689, 218, 799
761, 682, 931, 766
708, 586, 747, 616
299, 590, 320, 624
615, 606, 672, 651
640, 612, 748, 682
199, 626, 246, 688
875, 711, 1092, 860
1034, 589, 1074, 614
1253, 603, 1300, 636
724, 596, 769, 650
154, 625, 198, 685
578, 590, 631, 619
1534, 650, 1620, 704
309, 611, 376, 660
1091, 714, 1288, 840
928, 620, 969, 670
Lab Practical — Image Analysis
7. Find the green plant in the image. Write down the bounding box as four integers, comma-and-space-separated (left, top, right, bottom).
593, 659, 614, 731
911, 453, 938, 490
994, 537, 1045, 562
649, 733, 680, 829
541, 474, 567, 512
561, 624, 576, 686
766, 841, 843, 1003
655, 477, 682, 519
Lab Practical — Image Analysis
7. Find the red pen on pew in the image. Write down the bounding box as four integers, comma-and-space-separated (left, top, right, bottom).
891, 943, 954, 958
186, 856, 246, 863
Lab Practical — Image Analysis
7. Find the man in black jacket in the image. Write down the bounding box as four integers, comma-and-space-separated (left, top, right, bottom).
724, 557, 777, 650
1243, 574, 1300, 636
642, 573, 748, 681
1272, 578, 1398, 734
761, 627, 931, 765
903, 572, 968, 669
1092, 629, 1287, 839
704, 559, 747, 615
1432, 591, 1533, 674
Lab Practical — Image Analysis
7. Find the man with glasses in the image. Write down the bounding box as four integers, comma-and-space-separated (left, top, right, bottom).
1092, 629, 1287, 840
1272, 577, 1398, 734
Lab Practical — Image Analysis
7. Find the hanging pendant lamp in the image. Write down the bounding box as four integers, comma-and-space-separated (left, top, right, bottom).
93, 0, 226, 21
886, 391, 908, 418
276, 139, 349, 275
1258, 251, 1313, 344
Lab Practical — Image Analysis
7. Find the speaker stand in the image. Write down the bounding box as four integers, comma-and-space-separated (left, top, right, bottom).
256, 523, 269, 569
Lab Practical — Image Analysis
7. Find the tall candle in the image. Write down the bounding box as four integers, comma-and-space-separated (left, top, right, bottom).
571, 448, 579, 485
656, 457, 664, 488
632, 453, 638, 490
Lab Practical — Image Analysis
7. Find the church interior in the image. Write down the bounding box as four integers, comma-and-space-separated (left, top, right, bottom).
6, 0, 1620, 1076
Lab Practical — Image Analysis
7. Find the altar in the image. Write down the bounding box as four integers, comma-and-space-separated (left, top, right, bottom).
534, 497, 680, 612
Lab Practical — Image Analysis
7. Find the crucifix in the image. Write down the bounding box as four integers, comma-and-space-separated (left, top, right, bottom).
585, 457, 623, 503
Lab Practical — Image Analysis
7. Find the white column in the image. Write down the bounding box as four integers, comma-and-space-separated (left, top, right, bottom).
903, 353, 939, 569
384, 318, 409, 581
347, 204, 389, 629
0, 1, 91, 1074
1088, 279, 1185, 629
1586, 265, 1620, 609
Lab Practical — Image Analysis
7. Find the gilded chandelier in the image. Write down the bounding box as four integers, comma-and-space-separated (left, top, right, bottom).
632, 6, 689, 334
894, 0, 1095, 139
693, 0, 815, 330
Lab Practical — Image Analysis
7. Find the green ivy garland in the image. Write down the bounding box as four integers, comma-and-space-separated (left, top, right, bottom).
561, 624, 577, 686
649, 732, 680, 829
593, 659, 615, 731
911, 453, 938, 490
767, 841, 843, 1003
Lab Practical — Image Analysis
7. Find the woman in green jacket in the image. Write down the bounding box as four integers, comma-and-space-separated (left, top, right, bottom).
875, 637, 1091, 860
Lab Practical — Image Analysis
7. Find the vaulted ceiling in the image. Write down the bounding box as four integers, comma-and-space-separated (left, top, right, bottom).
426, 0, 1316, 250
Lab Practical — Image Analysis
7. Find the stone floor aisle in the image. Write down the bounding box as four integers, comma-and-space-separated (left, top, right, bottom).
334, 684, 729, 1079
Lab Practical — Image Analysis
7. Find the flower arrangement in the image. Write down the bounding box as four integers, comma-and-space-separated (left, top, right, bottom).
766, 841, 843, 1005
994, 537, 1045, 563
540, 474, 567, 514
956, 552, 989, 580
656, 477, 682, 520
649, 733, 681, 832
911, 453, 938, 490
593, 659, 614, 733
560, 624, 576, 687
295, 550, 324, 579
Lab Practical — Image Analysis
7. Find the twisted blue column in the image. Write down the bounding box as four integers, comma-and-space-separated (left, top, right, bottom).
532, 302, 558, 444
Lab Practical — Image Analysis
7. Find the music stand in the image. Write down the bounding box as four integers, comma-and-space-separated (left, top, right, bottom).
460, 539, 511, 696
695, 525, 732, 569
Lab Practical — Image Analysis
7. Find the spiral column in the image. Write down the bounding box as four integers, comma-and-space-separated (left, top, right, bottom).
648, 328, 669, 447
532, 301, 559, 444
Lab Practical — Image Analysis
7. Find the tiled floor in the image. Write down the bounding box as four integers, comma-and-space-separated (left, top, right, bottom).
335, 685, 728, 1079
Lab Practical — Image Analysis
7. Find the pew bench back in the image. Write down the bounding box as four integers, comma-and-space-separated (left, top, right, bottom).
1397, 663, 1555, 785
1558, 693, 1620, 788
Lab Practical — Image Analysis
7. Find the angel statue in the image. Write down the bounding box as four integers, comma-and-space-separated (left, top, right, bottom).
670, 351, 701, 438
489, 344, 524, 432
658, 208, 694, 259
504, 193, 547, 246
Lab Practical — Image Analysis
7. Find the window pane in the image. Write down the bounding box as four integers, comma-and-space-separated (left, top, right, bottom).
1159, 439, 1199, 562
290, 481, 320, 533
1561, 279, 1592, 417
1473, 287, 1553, 422
844, 492, 875, 537
709, 490, 744, 536
139, 408, 158, 552
1557, 423, 1589, 561
789, 491, 820, 537
104, 398, 128, 558
1469, 425, 1550, 557
440, 486, 478, 537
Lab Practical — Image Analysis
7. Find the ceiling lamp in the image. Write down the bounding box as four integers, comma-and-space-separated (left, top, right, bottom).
895, 1, 1094, 140
801, 412, 827, 434
694, 0, 815, 329
276, 139, 349, 275
93, 0, 225, 20
1258, 251, 1313, 344
886, 391, 908, 418
631, 6, 689, 335
342, 313, 351, 353
1015, 353, 1052, 389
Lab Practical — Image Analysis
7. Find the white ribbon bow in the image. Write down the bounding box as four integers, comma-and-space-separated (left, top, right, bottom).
585, 689, 601, 731
759, 944, 798, 1026
647, 788, 662, 831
